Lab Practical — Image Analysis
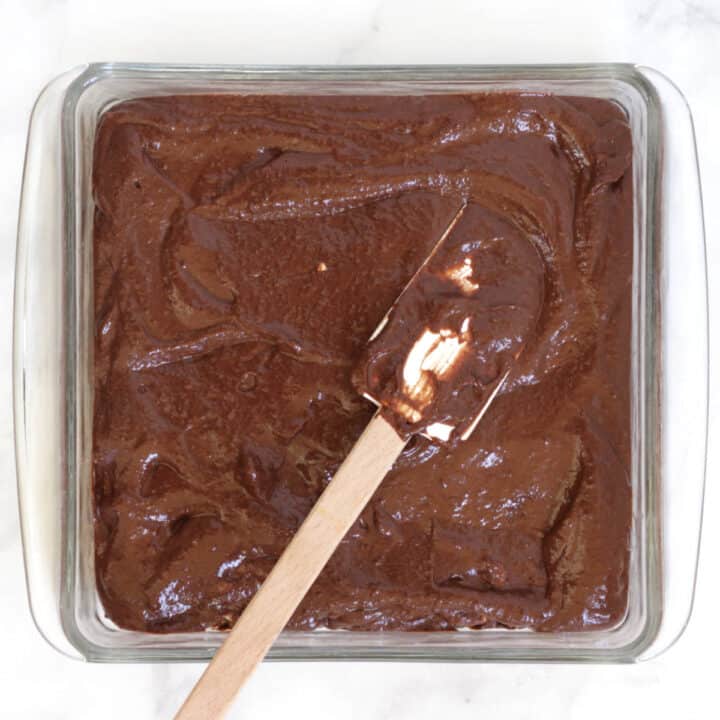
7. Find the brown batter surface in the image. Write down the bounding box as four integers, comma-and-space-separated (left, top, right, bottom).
92, 92, 633, 633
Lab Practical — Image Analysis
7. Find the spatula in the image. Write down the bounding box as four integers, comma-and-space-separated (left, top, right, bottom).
174, 201, 543, 720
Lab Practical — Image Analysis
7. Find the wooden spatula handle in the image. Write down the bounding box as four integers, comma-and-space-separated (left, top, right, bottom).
174, 411, 406, 720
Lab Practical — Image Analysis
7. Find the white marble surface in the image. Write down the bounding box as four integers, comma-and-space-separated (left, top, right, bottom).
1, 0, 717, 717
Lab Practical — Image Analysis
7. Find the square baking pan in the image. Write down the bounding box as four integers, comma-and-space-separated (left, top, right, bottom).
14, 63, 707, 662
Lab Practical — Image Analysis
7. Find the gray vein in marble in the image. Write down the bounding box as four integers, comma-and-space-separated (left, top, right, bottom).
335, 0, 384, 63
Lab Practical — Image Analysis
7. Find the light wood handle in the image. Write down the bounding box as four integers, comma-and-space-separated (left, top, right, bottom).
174, 411, 406, 720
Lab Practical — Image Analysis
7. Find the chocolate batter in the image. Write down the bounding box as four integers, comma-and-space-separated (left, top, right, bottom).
92, 92, 633, 633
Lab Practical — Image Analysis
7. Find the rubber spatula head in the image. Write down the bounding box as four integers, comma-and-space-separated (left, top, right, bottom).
353, 202, 545, 443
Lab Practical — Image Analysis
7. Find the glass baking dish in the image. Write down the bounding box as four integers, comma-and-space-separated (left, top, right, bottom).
14, 63, 707, 663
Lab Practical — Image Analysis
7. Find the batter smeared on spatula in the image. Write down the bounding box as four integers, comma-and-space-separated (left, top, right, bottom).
354, 203, 545, 442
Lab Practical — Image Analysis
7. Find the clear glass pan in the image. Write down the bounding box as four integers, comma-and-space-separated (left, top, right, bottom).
14, 63, 707, 662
